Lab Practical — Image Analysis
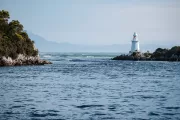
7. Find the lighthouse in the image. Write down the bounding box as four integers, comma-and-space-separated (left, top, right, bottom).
131, 32, 140, 53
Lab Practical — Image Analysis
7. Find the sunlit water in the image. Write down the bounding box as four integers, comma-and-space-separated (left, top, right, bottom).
0, 52, 180, 120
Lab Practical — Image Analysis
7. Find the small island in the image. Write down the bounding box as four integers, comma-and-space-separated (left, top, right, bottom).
112, 46, 180, 61
112, 32, 180, 62
0, 10, 51, 66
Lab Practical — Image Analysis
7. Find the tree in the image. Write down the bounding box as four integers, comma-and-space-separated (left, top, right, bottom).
8, 20, 23, 36
0, 10, 10, 20
0, 10, 38, 59
0, 10, 10, 34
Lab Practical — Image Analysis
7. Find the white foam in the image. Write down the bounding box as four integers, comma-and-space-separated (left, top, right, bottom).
43, 55, 52, 58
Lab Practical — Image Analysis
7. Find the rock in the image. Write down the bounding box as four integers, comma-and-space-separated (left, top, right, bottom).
41, 60, 52, 64
0, 54, 52, 66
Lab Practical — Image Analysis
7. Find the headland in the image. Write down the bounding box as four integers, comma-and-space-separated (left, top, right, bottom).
0, 10, 51, 66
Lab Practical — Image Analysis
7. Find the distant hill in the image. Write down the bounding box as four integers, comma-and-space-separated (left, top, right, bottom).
27, 32, 176, 53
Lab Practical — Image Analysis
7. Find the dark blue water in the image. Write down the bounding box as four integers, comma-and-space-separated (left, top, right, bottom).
0, 52, 180, 120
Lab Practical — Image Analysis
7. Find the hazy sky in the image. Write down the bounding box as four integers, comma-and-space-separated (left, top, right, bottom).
0, 0, 180, 45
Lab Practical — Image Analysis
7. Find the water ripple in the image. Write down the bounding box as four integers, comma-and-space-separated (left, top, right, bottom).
0, 53, 180, 119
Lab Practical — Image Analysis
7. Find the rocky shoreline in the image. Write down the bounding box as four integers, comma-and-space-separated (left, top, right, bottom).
0, 54, 52, 66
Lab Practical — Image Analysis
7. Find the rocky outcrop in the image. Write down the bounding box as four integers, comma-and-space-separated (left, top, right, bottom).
112, 46, 180, 62
0, 54, 52, 66
112, 53, 180, 62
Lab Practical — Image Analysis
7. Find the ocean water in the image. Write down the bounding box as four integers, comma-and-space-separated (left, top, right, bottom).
0, 52, 180, 120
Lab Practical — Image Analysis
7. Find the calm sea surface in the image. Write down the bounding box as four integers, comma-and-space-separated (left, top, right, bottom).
0, 52, 180, 120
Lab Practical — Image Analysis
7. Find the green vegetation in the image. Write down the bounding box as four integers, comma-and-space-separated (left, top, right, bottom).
0, 10, 38, 59
150, 46, 180, 61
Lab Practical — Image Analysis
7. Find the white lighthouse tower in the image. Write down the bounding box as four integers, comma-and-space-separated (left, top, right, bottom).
131, 32, 140, 53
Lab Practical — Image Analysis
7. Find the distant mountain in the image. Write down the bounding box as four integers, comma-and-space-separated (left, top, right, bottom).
27, 32, 176, 53
27, 32, 129, 52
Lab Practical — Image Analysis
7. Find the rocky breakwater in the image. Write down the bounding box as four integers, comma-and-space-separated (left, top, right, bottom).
0, 54, 52, 66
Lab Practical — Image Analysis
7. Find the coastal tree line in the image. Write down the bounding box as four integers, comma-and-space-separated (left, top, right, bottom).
0, 10, 38, 59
